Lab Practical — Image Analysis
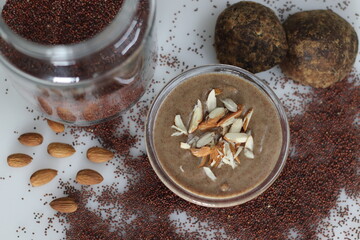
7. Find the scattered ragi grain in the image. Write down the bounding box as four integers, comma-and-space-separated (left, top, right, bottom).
52, 74, 359, 239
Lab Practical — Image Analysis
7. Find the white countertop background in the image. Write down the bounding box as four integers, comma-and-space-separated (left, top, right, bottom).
0, 0, 359, 239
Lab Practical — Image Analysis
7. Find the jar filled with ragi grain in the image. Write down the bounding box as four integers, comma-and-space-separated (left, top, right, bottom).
0, 0, 156, 125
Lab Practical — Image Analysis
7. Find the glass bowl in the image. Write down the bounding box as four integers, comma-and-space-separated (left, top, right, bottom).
145, 64, 290, 207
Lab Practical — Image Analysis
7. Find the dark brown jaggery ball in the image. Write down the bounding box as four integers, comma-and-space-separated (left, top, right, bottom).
214, 1, 288, 73
280, 10, 358, 88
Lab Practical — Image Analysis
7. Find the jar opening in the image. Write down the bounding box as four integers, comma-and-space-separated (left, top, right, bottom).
0, 0, 139, 61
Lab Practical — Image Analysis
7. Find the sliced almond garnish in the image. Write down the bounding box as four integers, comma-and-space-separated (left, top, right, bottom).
188, 100, 203, 133
180, 142, 191, 150
171, 125, 187, 134
203, 167, 217, 181
245, 135, 254, 151
229, 143, 241, 163
224, 133, 249, 144
221, 98, 238, 112
190, 147, 211, 157
208, 139, 216, 147
198, 120, 218, 131
222, 142, 236, 169
173, 88, 256, 174
244, 148, 255, 159
198, 155, 210, 168
217, 104, 244, 128
174, 115, 187, 134
221, 125, 230, 135
171, 131, 185, 137
229, 118, 244, 133
234, 146, 244, 159
206, 89, 217, 113
212, 145, 223, 168
243, 108, 254, 132
198, 107, 226, 131
196, 132, 215, 148
188, 136, 199, 148
214, 88, 223, 95
208, 107, 226, 120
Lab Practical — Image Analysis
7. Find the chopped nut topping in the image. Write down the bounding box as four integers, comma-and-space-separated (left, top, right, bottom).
171, 115, 187, 136
206, 89, 217, 113
198, 155, 210, 168
190, 147, 212, 157
244, 148, 255, 159
217, 104, 244, 127
214, 88, 223, 95
171, 88, 257, 181
188, 99, 203, 133
229, 118, 244, 133
221, 98, 238, 112
196, 132, 215, 148
245, 135, 254, 151
243, 108, 254, 132
203, 167, 217, 181
180, 142, 191, 150
224, 133, 248, 144
198, 107, 226, 131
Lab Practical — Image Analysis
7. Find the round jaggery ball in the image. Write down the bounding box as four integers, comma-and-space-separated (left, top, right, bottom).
280, 10, 358, 88
214, 1, 288, 73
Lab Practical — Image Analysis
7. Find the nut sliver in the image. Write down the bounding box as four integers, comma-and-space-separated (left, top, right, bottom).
229, 118, 243, 133
203, 167, 217, 181
206, 89, 217, 112
243, 108, 254, 131
221, 98, 238, 112
224, 133, 248, 144
196, 132, 215, 148
208, 107, 226, 120
244, 148, 255, 159
188, 100, 203, 133
245, 135, 254, 151
174, 115, 187, 134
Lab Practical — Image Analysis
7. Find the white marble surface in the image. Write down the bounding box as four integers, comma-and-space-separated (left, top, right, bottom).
0, 0, 359, 239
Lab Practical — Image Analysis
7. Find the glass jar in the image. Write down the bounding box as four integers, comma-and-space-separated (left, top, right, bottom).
0, 0, 156, 125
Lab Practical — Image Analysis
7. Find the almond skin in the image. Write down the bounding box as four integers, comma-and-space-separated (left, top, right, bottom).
7, 153, 33, 167
47, 142, 76, 158
38, 97, 53, 115
190, 147, 212, 157
76, 169, 104, 185
47, 119, 65, 133
18, 133, 43, 146
50, 197, 78, 213
57, 107, 76, 122
30, 169, 57, 187
86, 147, 114, 163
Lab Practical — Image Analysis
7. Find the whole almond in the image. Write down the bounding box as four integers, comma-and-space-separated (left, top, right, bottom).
7, 153, 33, 167
50, 197, 78, 213
30, 169, 57, 187
38, 97, 53, 115
18, 133, 43, 146
57, 107, 76, 122
47, 119, 65, 133
47, 142, 76, 158
76, 169, 104, 185
86, 147, 114, 163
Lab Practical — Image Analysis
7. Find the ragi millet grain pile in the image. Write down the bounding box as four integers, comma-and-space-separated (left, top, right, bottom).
52, 74, 359, 239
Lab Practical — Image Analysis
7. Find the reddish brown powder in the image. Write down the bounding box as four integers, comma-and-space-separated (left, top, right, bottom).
54, 75, 359, 239
2, 0, 124, 45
